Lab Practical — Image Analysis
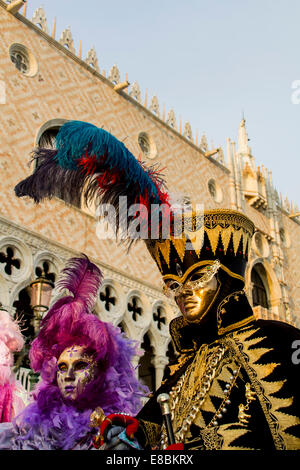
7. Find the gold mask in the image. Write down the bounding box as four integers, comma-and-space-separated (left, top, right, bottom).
57, 345, 97, 402
165, 263, 220, 323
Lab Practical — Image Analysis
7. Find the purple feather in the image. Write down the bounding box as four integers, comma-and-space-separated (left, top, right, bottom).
55, 255, 103, 313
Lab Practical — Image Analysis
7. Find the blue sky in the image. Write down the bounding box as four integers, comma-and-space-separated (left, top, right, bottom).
25, 0, 300, 205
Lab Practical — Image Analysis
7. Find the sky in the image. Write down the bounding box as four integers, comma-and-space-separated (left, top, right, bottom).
24, 0, 300, 206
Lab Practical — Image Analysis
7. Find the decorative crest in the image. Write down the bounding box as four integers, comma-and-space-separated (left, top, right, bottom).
85, 47, 100, 73
129, 82, 141, 103
32, 7, 49, 33
108, 64, 120, 84
149, 95, 160, 117
183, 122, 193, 140
200, 133, 208, 152
59, 27, 75, 54
166, 109, 177, 130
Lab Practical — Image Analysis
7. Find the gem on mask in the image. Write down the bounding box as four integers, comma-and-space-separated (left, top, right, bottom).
176, 263, 183, 277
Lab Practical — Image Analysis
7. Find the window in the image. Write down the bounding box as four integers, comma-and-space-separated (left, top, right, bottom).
138, 132, 157, 159
208, 180, 216, 199
207, 178, 223, 203
10, 49, 29, 74
38, 126, 60, 149
9, 44, 38, 77
251, 266, 268, 309
138, 333, 155, 392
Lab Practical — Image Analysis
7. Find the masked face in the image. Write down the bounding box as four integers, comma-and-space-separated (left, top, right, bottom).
166, 265, 219, 323
57, 345, 98, 402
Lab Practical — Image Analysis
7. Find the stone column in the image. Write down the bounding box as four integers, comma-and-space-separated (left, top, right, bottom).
153, 355, 169, 390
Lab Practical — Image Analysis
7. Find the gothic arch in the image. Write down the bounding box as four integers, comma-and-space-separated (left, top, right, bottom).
246, 258, 281, 316
34, 118, 69, 146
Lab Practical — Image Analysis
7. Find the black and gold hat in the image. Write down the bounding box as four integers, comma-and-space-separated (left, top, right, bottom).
146, 209, 255, 285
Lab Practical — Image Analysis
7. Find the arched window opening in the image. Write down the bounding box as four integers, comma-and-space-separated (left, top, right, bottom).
138, 333, 155, 393
251, 265, 268, 309
13, 287, 35, 369
38, 126, 60, 149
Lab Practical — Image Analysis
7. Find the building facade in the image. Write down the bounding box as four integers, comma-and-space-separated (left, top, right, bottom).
0, 1, 299, 392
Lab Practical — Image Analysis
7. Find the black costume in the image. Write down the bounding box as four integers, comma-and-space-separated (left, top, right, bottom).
136, 210, 300, 450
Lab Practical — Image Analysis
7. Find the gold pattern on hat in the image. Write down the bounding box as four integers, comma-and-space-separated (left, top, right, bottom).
232, 228, 243, 255
171, 236, 186, 262
154, 239, 171, 268
206, 228, 221, 255
184, 228, 204, 257
147, 210, 255, 274
221, 226, 234, 254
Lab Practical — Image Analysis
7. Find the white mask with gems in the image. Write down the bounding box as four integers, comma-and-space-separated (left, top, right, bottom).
57, 345, 97, 402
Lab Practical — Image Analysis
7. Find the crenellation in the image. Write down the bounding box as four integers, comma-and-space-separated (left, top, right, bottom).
31, 6, 48, 33
129, 81, 141, 103
149, 95, 160, 117
108, 64, 120, 85
59, 26, 75, 55
85, 46, 100, 73
183, 121, 193, 141
166, 109, 177, 130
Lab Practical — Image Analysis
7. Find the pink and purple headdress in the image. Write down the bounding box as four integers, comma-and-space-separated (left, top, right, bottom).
13, 255, 146, 449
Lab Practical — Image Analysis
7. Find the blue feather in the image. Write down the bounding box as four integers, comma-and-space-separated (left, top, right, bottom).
54, 121, 163, 203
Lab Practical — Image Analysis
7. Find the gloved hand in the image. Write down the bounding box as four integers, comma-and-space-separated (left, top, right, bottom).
99, 426, 132, 450
100, 413, 140, 446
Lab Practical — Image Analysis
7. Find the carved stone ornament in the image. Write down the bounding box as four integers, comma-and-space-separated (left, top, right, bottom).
59, 27, 75, 55
216, 147, 225, 164
183, 121, 193, 140
85, 47, 100, 73
129, 82, 141, 103
166, 109, 177, 130
32, 7, 49, 34
200, 133, 208, 152
149, 95, 160, 117
108, 64, 120, 84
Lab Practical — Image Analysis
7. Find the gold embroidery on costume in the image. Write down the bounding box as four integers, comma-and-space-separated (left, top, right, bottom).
160, 343, 226, 448
139, 420, 161, 449
200, 427, 223, 450
167, 353, 194, 377
216, 290, 255, 335
238, 383, 257, 427
216, 423, 253, 450
227, 326, 300, 450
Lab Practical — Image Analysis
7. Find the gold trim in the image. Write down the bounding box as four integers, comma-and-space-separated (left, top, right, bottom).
171, 236, 186, 262
163, 260, 245, 284
218, 315, 255, 336
225, 333, 286, 449
147, 209, 255, 274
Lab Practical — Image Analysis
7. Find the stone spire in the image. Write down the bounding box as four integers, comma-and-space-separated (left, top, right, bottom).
238, 118, 251, 155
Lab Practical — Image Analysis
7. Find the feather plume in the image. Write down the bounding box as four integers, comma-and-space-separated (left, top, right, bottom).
56, 255, 103, 310
14, 121, 170, 240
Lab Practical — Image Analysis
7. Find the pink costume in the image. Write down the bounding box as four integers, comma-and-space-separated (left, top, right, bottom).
0, 309, 27, 422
